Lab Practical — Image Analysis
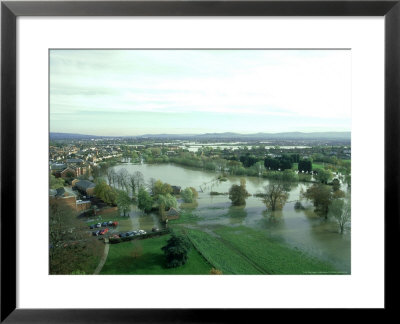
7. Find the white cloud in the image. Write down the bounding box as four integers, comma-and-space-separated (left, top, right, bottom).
50, 50, 351, 133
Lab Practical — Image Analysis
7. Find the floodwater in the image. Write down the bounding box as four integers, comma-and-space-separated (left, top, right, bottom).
112, 163, 351, 273
182, 145, 310, 152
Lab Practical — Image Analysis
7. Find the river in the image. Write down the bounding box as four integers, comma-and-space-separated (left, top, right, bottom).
111, 163, 351, 273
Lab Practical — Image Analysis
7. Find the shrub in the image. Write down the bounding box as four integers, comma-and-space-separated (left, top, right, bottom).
181, 187, 194, 203
294, 201, 305, 210
161, 232, 191, 268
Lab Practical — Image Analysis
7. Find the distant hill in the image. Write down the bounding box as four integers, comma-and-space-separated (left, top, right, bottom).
196, 132, 350, 140
49, 132, 103, 140
50, 131, 350, 141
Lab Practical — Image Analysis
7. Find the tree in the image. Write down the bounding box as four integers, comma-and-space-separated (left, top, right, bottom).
94, 179, 117, 205
50, 175, 64, 189
332, 178, 341, 192
153, 180, 173, 197
189, 187, 199, 199
128, 171, 144, 197
279, 156, 293, 170
129, 174, 137, 197
131, 151, 139, 161
264, 158, 280, 170
328, 199, 351, 234
117, 168, 129, 191
133, 171, 144, 192
116, 190, 131, 216
94, 179, 108, 199
147, 177, 157, 195
157, 193, 177, 219
161, 232, 191, 268
302, 183, 333, 218
181, 187, 194, 203
49, 202, 90, 274
262, 183, 289, 211
137, 187, 153, 213
106, 168, 116, 186
315, 169, 333, 184
90, 165, 101, 180
298, 159, 312, 173
332, 189, 346, 199
254, 161, 266, 176
228, 179, 249, 206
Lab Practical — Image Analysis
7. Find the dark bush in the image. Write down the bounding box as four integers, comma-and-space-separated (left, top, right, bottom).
294, 201, 305, 210
161, 231, 191, 268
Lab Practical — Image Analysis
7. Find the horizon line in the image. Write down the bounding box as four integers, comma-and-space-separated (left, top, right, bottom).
49, 130, 351, 137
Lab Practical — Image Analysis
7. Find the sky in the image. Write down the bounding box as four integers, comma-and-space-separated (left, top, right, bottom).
50, 49, 351, 136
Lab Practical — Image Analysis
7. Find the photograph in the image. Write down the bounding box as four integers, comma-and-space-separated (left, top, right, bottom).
49, 49, 351, 275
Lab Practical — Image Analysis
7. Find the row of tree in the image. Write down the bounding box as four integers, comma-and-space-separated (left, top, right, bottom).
227, 176, 350, 234
96, 167, 200, 219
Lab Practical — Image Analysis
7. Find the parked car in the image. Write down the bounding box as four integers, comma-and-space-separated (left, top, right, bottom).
119, 233, 126, 238
107, 221, 113, 226
126, 232, 136, 237
99, 228, 109, 235
95, 223, 101, 228
152, 227, 159, 232
92, 230, 100, 236
138, 230, 146, 234
101, 222, 108, 227
112, 221, 119, 227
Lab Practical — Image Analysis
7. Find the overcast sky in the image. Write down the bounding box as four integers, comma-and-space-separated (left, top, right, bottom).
50, 49, 351, 136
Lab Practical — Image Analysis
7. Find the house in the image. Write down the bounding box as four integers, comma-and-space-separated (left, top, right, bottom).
49, 187, 77, 210
60, 167, 77, 179
74, 180, 96, 197
66, 158, 84, 164
50, 163, 67, 176
166, 207, 180, 220
71, 179, 80, 187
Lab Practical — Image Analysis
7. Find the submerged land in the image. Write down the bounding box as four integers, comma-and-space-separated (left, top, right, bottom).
49, 132, 351, 275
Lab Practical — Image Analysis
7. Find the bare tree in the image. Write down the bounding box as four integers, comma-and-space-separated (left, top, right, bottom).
106, 168, 115, 186
116, 168, 129, 192
133, 171, 144, 190
329, 199, 351, 234
147, 177, 157, 195
262, 183, 288, 211
129, 174, 137, 196
128, 171, 144, 196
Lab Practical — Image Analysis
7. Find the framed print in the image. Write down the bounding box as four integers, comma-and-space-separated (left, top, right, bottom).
1, 0, 399, 322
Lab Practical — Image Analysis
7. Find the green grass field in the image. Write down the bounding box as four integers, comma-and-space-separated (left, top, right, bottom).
214, 226, 338, 274
100, 234, 212, 274
186, 229, 262, 274
312, 162, 326, 170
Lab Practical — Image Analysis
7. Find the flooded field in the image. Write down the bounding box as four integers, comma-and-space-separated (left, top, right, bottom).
111, 163, 351, 273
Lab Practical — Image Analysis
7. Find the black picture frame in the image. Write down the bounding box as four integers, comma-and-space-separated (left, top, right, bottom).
1, 0, 399, 322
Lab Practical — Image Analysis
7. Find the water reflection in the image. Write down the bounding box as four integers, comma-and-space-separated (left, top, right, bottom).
112, 163, 350, 272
